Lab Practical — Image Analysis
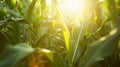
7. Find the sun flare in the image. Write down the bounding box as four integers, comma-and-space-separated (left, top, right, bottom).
63, 0, 83, 14
59, 0, 85, 16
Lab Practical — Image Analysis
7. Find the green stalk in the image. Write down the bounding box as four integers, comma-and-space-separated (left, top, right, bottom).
72, 22, 84, 64
52, 0, 69, 32
52, 0, 72, 66
27, 0, 37, 18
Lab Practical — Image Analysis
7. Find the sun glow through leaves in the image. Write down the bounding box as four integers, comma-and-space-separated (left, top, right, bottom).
64, 0, 83, 13
60, 0, 85, 15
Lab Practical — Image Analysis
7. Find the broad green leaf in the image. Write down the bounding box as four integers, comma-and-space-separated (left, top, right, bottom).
63, 30, 70, 50
36, 48, 66, 67
102, 17, 111, 24
81, 28, 120, 67
63, 30, 72, 65
27, 0, 37, 18
104, 0, 118, 26
0, 43, 34, 67
72, 22, 86, 64
21, 0, 31, 9
5, 0, 16, 9
46, 53, 66, 67
8, 9, 22, 18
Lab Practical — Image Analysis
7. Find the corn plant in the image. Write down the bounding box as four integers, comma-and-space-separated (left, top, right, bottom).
0, 0, 120, 67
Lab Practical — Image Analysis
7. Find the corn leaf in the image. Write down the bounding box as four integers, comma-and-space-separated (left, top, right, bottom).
0, 43, 34, 67
81, 28, 120, 67
36, 48, 66, 67
63, 30, 70, 50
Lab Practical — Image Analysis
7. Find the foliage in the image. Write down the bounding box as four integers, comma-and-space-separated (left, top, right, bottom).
0, 43, 34, 67
0, 0, 120, 67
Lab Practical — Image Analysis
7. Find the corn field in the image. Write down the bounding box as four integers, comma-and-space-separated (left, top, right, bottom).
0, 0, 120, 67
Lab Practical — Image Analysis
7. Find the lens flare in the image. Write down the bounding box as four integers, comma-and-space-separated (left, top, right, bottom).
65, 0, 83, 13
60, 0, 84, 15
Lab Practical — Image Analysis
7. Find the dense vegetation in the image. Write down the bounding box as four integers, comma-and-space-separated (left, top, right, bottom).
0, 0, 120, 67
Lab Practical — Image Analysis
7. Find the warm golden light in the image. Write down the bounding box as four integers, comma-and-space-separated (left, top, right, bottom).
99, 0, 104, 2
64, 0, 83, 13
46, 0, 52, 5
60, 0, 84, 15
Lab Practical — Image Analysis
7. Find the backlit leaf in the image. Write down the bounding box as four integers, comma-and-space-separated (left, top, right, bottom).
81, 28, 120, 67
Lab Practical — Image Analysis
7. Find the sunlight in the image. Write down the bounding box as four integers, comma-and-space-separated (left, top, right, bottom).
60, 0, 84, 15
64, 0, 83, 13
99, 0, 104, 2
109, 28, 117, 36
46, 0, 52, 5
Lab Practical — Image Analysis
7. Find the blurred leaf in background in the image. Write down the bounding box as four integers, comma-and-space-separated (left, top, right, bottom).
0, 43, 34, 67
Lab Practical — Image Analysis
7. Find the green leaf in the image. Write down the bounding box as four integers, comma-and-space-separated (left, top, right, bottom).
0, 43, 34, 67
81, 28, 120, 67
36, 48, 66, 67
27, 0, 37, 18
103, 17, 111, 24
46, 53, 66, 67
63, 30, 72, 65
72, 22, 86, 64
104, 0, 118, 26
5, 0, 17, 9
63, 30, 70, 51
